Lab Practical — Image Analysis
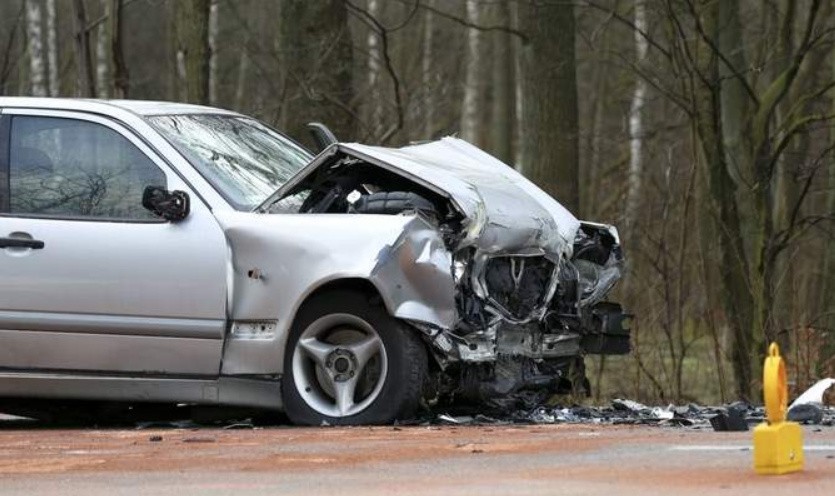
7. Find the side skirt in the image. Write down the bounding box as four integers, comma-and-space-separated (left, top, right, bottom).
0, 372, 282, 410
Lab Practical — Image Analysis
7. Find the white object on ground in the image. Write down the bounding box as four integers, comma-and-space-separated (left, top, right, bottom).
651, 407, 674, 420
789, 378, 835, 409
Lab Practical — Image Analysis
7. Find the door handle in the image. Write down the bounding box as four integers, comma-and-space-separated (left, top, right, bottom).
0, 237, 45, 249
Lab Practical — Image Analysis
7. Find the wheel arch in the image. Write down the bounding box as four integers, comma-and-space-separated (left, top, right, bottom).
279, 278, 430, 424
282, 277, 408, 357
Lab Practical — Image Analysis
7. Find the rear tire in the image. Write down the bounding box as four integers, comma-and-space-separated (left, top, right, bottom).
282, 290, 427, 425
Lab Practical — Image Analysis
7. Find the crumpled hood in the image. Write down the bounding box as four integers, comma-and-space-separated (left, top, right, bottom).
330, 137, 580, 259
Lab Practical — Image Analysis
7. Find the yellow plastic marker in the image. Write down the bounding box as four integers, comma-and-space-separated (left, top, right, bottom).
753, 343, 804, 475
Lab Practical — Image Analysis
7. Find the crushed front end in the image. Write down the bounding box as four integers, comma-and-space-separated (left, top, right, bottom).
431, 221, 628, 404
261, 137, 629, 405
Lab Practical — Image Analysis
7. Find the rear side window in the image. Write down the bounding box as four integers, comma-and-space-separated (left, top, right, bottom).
8, 116, 166, 220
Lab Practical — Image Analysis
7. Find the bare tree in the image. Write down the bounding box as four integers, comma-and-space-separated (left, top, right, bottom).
277, 0, 354, 144
824, 42, 835, 358
624, 0, 648, 232
490, 0, 514, 164
174, 0, 210, 104
366, 0, 383, 137
208, 0, 218, 104
96, 0, 110, 98
519, 0, 579, 212
72, 0, 96, 97
512, 1, 524, 170
421, 0, 435, 139
25, 0, 47, 97
110, 0, 129, 98
459, 0, 489, 146
45, 0, 57, 96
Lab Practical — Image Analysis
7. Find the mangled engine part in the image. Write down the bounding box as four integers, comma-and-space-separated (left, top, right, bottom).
478, 255, 558, 323
455, 357, 576, 406
571, 223, 624, 308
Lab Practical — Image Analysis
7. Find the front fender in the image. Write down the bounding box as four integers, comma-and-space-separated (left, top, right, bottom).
214, 211, 454, 375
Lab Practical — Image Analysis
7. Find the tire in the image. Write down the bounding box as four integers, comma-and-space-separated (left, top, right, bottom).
351, 191, 438, 219
282, 289, 427, 425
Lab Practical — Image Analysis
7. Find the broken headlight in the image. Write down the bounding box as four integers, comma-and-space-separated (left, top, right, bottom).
460, 200, 486, 247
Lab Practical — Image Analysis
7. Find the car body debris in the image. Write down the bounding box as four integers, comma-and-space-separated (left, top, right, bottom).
790, 378, 835, 408
788, 378, 835, 425
431, 398, 835, 429
706, 404, 748, 432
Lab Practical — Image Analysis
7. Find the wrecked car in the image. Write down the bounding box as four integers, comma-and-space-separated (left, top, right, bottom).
0, 97, 628, 425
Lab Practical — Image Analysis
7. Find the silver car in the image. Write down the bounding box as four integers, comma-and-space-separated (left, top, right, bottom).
0, 98, 628, 425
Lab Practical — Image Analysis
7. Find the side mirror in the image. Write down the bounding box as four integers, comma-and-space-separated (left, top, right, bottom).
142, 185, 190, 222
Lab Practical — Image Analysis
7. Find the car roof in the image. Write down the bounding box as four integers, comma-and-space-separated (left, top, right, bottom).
0, 96, 240, 118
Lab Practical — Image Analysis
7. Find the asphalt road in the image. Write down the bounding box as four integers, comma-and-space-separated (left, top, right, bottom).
0, 422, 833, 495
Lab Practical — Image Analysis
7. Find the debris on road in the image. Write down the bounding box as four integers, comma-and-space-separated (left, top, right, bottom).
787, 378, 835, 425
182, 437, 216, 443
788, 404, 824, 424
221, 422, 257, 430
790, 378, 835, 409
432, 398, 835, 429
707, 403, 748, 432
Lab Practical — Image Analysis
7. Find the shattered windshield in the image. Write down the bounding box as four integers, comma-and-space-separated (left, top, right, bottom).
149, 114, 312, 210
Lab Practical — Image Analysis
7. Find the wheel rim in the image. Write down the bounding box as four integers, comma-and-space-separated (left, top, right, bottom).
291, 313, 389, 418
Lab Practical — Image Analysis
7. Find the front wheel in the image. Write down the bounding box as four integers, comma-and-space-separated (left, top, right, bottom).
282, 290, 427, 425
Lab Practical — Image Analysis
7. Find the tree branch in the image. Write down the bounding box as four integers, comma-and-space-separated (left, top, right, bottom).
344, 0, 405, 144
400, 0, 530, 43
0, 1, 25, 89
681, 0, 760, 106
575, 0, 671, 60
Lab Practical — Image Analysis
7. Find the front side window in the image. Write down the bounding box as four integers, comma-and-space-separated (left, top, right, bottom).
149, 114, 311, 210
9, 116, 166, 220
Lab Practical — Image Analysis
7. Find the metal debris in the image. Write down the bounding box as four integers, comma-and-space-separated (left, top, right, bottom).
788, 404, 824, 424
221, 421, 256, 430
787, 378, 835, 425
431, 399, 835, 428
790, 378, 835, 409
707, 404, 748, 431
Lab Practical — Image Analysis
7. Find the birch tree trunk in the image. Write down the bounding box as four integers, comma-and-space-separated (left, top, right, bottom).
366, 0, 382, 138
96, 0, 110, 98
72, 0, 96, 97
519, 1, 580, 212
459, 0, 489, 146
421, 0, 435, 139
25, 0, 47, 97
174, 0, 210, 104
234, 49, 248, 110
45, 0, 58, 96
490, 0, 514, 164
512, 1, 524, 170
208, 0, 218, 105
624, 0, 648, 231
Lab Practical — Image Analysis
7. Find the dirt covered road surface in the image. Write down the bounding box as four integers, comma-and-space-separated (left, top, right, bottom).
0, 421, 833, 495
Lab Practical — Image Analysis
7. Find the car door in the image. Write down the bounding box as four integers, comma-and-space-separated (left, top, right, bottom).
0, 109, 228, 376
